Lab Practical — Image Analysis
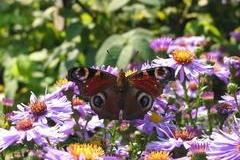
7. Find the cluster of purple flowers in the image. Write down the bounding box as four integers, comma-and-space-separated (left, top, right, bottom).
0, 35, 239, 160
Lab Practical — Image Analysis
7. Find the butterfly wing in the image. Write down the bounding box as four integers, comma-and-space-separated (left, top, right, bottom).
67, 67, 120, 119
127, 67, 175, 97
67, 67, 116, 97
122, 67, 175, 120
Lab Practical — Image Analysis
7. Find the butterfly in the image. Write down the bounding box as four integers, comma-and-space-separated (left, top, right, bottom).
67, 66, 175, 120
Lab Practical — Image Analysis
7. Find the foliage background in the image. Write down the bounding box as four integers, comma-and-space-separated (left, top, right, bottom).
0, 0, 239, 105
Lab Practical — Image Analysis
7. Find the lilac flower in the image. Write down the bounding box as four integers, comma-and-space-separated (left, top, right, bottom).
207, 129, 240, 160
150, 37, 173, 52
10, 91, 72, 125
153, 49, 213, 82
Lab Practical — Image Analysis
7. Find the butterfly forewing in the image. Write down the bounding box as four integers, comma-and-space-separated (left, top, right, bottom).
127, 67, 175, 97
67, 67, 117, 97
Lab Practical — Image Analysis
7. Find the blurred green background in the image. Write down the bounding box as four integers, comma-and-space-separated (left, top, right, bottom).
0, 0, 239, 103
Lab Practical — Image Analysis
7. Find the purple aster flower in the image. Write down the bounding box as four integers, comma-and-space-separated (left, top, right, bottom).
114, 145, 129, 159
54, 80, 80, 96
135, 110, 175, 136
1, 97, 14, 107
146, 126, 201, 152
153, 97, 177, 114
189, 140, 209, 153
168, 36, 206, 53
102, 156, 121, 160
152, 49, 213, 82
72, 97, 93, 118
78, 115, 104, 133
224, 56, 240, 77
213, 63, 230, 83
202, 50, 224, 63
10, 91, 72, 125
150, 37, 173, 52
93, 65, 119, 75
44, 147, 73, 160
207, 129, 240, 160
219, 93, 240, 112
0, 119, 66, 151
230, 27, 240, 41
191, 106, 208, 119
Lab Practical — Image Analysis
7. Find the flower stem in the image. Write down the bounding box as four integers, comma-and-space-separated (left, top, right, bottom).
207, 105, 213, 133
182, 80, 194, 125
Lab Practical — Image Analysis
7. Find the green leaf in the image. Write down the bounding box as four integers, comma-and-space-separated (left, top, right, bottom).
95, 35, 126, 65
4, 78, 18, 99
123, 28, 153, 40
137, 0, 161, 6
29, 49, 48, 62
116, 45, 134, 69
66, 23, 83, 40
108, 0, 130, 12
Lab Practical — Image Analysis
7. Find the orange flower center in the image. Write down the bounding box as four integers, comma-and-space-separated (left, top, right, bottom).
16, 119, 33, 131
188, 81, 198, 91
219, 102, 233, 110
67, 143, 104, 160
174, 129, 196, 141
145, 151, 170, 160
30, 101, 47, 116
172, 49, 194, 64
72, 97, 84, 106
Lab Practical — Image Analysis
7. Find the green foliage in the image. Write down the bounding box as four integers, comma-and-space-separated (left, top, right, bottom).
0, 0, 239, 103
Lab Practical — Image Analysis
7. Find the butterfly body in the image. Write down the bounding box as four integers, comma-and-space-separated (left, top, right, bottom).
67, 67, 174, 120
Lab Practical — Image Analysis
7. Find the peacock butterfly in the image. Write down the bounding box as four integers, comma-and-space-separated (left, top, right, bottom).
67, 67, 175, 120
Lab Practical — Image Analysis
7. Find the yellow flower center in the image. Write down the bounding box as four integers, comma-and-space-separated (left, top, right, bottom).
55, 79, 69, 88
172, 49, 194, 64
125, 69, 137, 77
67, 143, 104, 160
145, 151, 170, 160
30, 101, 47, 116
150, 112, 162, 123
